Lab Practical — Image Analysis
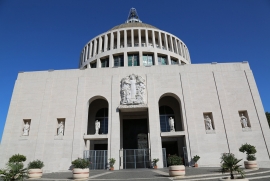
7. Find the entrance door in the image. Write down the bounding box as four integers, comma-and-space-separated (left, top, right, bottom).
122, 119, 149, 169
123, 119, 148, 149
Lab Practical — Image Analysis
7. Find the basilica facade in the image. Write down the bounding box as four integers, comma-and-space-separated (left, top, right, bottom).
1, 8, 270, 172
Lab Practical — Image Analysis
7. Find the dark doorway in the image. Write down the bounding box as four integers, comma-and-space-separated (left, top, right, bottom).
162, 141, 179, 156
123, 119, 148, 149
94, 144, 107, 150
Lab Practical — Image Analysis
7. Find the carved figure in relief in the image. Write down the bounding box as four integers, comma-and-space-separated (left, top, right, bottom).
22, 122, 30, 136
120, 74, 146, 105
240, 114, 248, 128
204, 116, 213, 130
95, 120, 100, 135
57, 121, 64, 136
169, 117, 175, 132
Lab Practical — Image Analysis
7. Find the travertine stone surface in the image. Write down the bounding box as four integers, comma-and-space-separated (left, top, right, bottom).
0, 62, 269, 172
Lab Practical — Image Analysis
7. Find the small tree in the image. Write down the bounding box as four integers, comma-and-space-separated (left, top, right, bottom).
220, 153, 244, 179
266, 112, 270, 127
8, 154, 26, 163
239, 143, 257, 161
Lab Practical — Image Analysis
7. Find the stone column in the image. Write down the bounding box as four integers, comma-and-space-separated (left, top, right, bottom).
110, 33, 114, 50
174, 38, 179, 54
138, 29, 141, 47
170, 36, 174, 53
131, 29, 134, 47
152, 30, 156, 48
124, 52, 128, 67
117, 31, 120, 49
104, 34, 108, 51
145, 29, 149, 47
164, 34, 168, 50
89, 41, 93, 58
99, 37, 103, 53
93, 39, 97, 56
108, 75, 121, 170
124, 30, 127, 48
139, 51, 143, 66
158, 32, 162, 48
147, 74, 163, 168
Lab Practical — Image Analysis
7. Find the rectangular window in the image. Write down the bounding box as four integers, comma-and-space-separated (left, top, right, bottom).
158, 56, 167, 65
128, 54, 139, 66
171, 58, 179, 65
203, 112, 215, 134
143, 54, 154, 66
91, 62, 97, 68
114, 55, 124, 67
101, 58, 109, 68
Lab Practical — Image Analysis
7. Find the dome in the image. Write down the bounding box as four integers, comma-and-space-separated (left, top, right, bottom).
109, 22, 159, 31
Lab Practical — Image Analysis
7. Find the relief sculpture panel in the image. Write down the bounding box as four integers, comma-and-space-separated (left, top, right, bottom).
120, 74, 146, 105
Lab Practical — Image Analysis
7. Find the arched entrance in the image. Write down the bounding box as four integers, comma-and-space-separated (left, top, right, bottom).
84, 97, 109, 169
158, 94, 187, 166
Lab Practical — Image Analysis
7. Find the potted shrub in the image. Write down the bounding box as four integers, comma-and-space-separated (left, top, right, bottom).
28, 159, 44, 179
167, 155, 185, 177
239, 143, 258, 170
109, 158, 116, 170
152, 158, 159, 169
193, 155, 200, 167
71, 158, 89, 179
220, 153, 247, 181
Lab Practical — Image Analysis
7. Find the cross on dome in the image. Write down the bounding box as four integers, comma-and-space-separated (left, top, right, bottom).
126, 8, 142, 23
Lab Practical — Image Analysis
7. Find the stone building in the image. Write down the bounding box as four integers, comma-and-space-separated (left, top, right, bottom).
0, 8, 270, 172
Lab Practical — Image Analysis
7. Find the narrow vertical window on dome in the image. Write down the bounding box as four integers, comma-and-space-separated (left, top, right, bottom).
114, 55, 124, 67
143, 54, 154, 66
128, 54, 139, 66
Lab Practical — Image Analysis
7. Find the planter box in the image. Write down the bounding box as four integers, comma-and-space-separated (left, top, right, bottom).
28, 168, 43, 179
169, 165, 185, 177
73, 168, 89, 179
244, 161, 258, 170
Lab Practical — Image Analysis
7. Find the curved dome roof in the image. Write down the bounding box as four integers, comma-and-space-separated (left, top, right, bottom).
109, 22, 159, 31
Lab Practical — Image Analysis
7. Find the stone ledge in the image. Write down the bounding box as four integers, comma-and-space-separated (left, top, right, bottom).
19, 136, 29, 140
83, 134, 108, 140
54, 135, 63, 140
118, 104, 148, 112
206, 130, 216, 134
160, 131, 185, 137
242, 127, 252, 132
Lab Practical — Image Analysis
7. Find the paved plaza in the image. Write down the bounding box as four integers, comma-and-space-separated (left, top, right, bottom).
24, 167, 270, 181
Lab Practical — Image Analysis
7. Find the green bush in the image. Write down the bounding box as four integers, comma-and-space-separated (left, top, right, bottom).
193, 155, 200, 163
220, 153, 244, 179
247, 155, 256, 161
8, 154, 26, 163
0, 162, 27, 181
152, 158, 159, 166
108, 158, 116, 167
28, 160, 44, 169
239, 143, 257, 161
167, 155, 183, 166
71, 158, 89, 169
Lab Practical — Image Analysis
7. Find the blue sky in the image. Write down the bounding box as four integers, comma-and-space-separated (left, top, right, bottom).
0, 0, 270, 141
